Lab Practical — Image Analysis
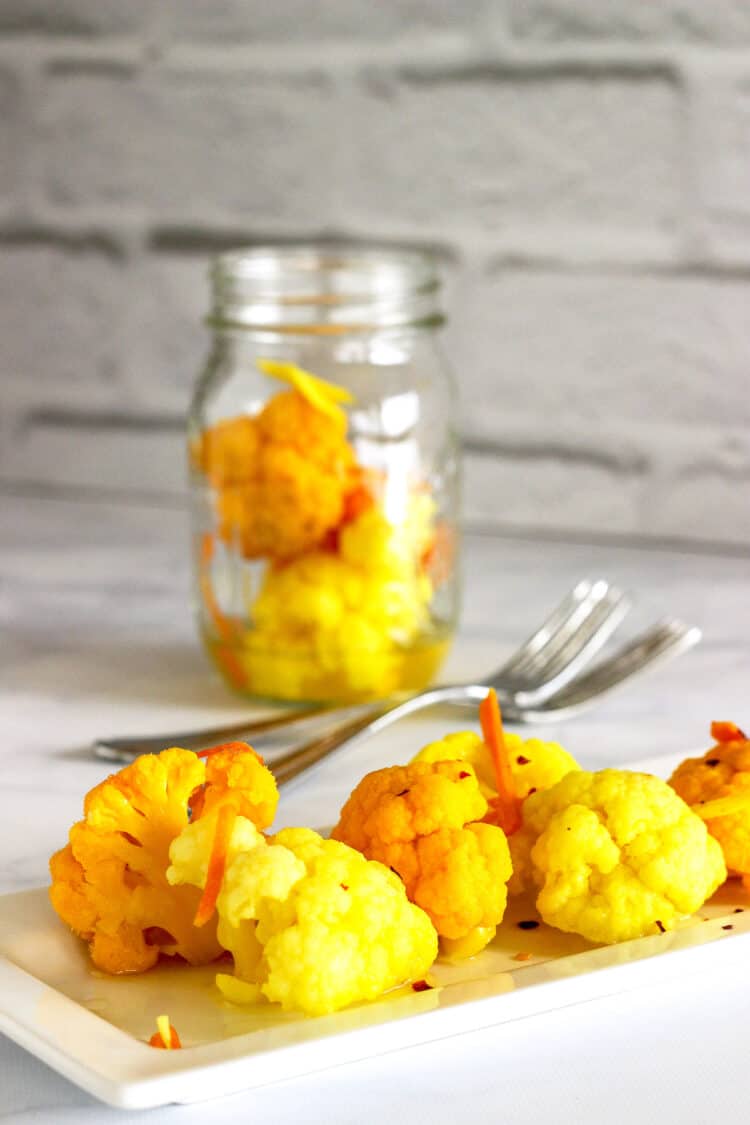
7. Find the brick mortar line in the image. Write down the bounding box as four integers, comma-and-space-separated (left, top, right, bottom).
0, 476, 747, 557
3, 34, 750, 76
8, 402, 747, 466
4, 219, 750, 279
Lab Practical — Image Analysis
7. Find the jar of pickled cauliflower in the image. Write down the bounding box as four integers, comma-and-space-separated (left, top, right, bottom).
188, 244, 460, 703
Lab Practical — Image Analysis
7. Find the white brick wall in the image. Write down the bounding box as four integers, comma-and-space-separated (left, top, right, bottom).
0, 3, 748, 548
344, 66, 681, 240
510, 0, 750, 43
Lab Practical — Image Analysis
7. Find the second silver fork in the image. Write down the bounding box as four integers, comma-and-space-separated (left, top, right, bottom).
94, 578, 629, 763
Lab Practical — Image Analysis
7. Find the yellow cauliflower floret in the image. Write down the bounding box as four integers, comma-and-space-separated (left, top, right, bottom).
246, 500, 435, 699
339, 498, 434, 576
670, 722, 750, 885
167, 809, 265, 892
413, 729, 579, 801
168, 823, 437, 1016
332, 762, 512, 949
49, 742, 278, 974
510, 769, 726, 944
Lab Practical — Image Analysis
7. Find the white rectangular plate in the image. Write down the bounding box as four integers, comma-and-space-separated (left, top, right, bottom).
1, 752, 748, 1109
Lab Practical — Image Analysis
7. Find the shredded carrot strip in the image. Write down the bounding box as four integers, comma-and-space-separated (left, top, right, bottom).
199, 533, 247, 689
194, 804, 237, 928
479, 689, 522, 836
148, 1015, 181, 1049
711, 721, 747, 744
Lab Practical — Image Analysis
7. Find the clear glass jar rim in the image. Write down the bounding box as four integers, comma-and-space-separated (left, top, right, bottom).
210, 243, 444, 332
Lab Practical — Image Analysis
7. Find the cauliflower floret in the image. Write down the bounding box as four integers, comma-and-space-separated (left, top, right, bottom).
198, 415, 260, 487
200, 362, 362, 561
332, 760, 512, 951
510, 768, 726, 944
196, 742, 278, 827
670, 722, 750, 885
49, 742, 278, 974
413, 729, 579, 802
168, 822, 437, 1016
244, 499, 435, 700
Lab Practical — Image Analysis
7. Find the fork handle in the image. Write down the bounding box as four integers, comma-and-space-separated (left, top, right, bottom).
271, 683, 503, 787
94, 703, 346, 762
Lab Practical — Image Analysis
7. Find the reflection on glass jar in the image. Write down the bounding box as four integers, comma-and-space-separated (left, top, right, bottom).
188, 244, 461, 703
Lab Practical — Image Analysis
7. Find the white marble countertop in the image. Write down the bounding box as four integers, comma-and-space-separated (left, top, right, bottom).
1, 492, 749, 1122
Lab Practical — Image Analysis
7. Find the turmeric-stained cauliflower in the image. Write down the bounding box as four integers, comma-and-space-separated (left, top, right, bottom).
510, 769, 726, 945
241, 498, 436, 700
168, 823, 437, 1016
194, 743, 279, 826
412, 729, 579, 802
332, 761, 512, 954
199, 361, 361, 561
49, 743, 278, 974
670, 722, 750, 887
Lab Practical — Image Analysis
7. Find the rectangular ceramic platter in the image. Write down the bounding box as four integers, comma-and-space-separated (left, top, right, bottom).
1, 752, 748, 1109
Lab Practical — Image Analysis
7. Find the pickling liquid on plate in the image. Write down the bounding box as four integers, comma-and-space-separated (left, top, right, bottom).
4, 885, 749, 1050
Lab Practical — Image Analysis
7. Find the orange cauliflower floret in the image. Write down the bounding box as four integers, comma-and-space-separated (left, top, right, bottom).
670, 722, 750, 887
200, 361, 362, 561
195, 742, 279, 826
198, 415, 261, 487
510, 768, 726, 944
49, 742, 278, 974
332, 760, 512, 954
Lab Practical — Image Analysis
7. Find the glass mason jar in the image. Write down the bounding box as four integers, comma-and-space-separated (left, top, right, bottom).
187, 244, 461, 703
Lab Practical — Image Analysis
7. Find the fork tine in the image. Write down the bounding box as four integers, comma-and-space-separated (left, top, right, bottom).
511, 587, 632, 700
267, 620, 702, 789
499, 578, 628, 687
511, 620, 702, 721
502, 579, 612, 679
495, 579, 597, 678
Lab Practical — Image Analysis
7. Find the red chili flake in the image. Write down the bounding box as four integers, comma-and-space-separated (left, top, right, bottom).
655, 920, 666, 933
396, 788, 410, 797
517, 920, 539, 931
458, 771, 471, 779
513, 951, 533, 962
412, 979, 433, 992
734, 908, 744, 914
722, 924, 734, 931
516, 755, 530, 765
705, 758, 720, 768
340, 883, 349, 891
528, 787, 538, 795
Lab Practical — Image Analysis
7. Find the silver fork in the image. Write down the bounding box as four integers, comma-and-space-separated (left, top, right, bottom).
94, 579, 629, 763
270, 618, 701, 788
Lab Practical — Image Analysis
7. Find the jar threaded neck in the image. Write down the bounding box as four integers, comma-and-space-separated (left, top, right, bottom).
210, 244, 444, 333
